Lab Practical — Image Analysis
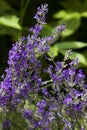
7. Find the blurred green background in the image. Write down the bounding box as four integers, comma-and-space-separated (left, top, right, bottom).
0, 0, 87, 78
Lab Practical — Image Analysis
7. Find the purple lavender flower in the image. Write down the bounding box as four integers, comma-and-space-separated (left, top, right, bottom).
64, 96, 72, 105
0, 3, 86, 130
34, 4, 48, 24
23, 109, 33, 120
56, 23, 66, 33
2, 120, 11, 130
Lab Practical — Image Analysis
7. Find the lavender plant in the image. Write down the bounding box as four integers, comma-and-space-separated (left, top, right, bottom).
0, 3, 87, 130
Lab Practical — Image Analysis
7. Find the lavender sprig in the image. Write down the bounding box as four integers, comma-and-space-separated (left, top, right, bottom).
0, 4, 87, 130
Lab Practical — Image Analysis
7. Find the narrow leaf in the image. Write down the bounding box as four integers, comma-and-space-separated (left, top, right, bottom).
53, 10, 80, 19
57, 41, 87, 49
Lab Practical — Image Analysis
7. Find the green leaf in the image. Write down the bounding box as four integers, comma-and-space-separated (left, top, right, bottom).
54, 10, 87, 19
48, 45, 59, 58
60, 50, 87, 66
70, 52, 87, 66
53, 10, 80, 19
81, 11, 87, 17
0, 15, 21, 30
58, 17, 81, 37
57, 41, 87, 50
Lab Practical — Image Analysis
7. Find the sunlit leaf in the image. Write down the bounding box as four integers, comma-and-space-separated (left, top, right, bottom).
70, 52, 87, 66
60, 50, 87, 66
58, 17, 81, 37
48, 45, 59, 58
0, 15, 21, 30
53, 10, 80, 19
81, 12, 87, 17
57, 41, 87, 49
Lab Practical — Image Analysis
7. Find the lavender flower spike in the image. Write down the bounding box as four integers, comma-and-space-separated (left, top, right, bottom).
0, 3, 87, 130
34, 4, 48, 24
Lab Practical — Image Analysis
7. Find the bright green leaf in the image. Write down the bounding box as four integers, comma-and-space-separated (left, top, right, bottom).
70, 52, 87, 66
57, 41, 87, 50
48, 45, 59, 58
58, 17, 81, 37
0, 15, 21, 30
60, 50, 87, 66
53, 10, 80, 20
81, 12, 87, 17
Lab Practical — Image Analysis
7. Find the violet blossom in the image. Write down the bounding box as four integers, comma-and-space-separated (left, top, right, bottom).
0, 3, 87, 130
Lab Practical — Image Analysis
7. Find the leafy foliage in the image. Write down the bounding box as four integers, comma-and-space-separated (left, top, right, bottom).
50, 0, 87, 66
0, 15, 21, 29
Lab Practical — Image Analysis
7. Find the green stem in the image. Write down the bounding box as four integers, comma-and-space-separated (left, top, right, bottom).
21, 0, 24, 9
20, 0, 30, 26
19, 0, 30, 37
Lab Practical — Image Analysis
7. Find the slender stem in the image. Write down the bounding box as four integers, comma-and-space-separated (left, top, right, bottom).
23, 0, 30, 24
19, 0, 30, 38
21, 0, 24, 10
20, 0, 30, 26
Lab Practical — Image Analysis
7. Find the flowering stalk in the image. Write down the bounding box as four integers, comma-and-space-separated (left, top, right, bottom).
0, 3, 87, 130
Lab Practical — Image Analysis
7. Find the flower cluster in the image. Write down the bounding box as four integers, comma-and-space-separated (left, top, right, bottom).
0, 3, 87, 130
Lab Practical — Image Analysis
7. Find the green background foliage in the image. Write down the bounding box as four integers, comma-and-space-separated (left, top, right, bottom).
0, 0, 87, 78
